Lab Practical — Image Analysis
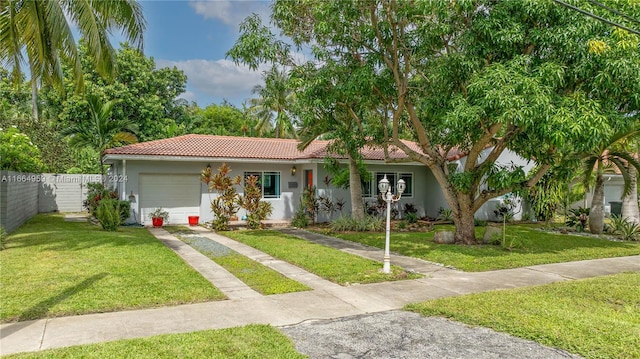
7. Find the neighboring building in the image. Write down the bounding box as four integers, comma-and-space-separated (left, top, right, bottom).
103, 134, 532, 225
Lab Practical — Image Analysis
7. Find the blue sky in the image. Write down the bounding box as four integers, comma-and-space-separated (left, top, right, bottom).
136, 1, 273, 108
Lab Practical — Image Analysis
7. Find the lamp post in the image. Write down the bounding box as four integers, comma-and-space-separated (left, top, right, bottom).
378, 175, 406, 273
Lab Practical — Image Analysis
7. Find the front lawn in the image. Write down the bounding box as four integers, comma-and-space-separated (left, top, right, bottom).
406, 272, 640, 359
0, 214, 225, 323
165, 226, 311, 295
330, 225, 640, 271
4, 324, 305, 359
222, 230, 421, 285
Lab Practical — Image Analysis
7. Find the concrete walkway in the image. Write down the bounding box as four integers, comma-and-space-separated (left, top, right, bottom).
1, 226, 639, 356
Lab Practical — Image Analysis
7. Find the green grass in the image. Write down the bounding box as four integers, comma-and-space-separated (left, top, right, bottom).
329, 224, 640, 271
222, 230, 421, 285
165, 226, 311, 295
406, 272, 640, 359
0, 215, 225, 323
4, 324, 305, 359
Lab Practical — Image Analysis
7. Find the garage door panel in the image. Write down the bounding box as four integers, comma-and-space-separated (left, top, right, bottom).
139, 174, 200, 224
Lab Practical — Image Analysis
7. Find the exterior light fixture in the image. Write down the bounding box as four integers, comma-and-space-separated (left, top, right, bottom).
378, 175, 406, 273
291, 165, 297, 176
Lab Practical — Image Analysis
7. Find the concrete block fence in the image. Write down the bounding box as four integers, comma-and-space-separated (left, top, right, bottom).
0, 171, 101, 233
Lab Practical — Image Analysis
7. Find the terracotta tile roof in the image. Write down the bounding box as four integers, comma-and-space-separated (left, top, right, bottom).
104, 134, 461, 162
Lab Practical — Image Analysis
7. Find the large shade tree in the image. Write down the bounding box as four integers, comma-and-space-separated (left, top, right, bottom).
229, 0, 640, 244
47, 43, 188, 141
0, 0, 145, 120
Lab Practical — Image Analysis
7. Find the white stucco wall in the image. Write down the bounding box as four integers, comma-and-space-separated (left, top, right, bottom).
109, 159, 308, 224
458, 148, 535, 221
107, 147, 536, 225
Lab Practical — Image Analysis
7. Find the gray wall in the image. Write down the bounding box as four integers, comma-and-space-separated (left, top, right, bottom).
0, 171, 39, 233
0, 172, 101, 233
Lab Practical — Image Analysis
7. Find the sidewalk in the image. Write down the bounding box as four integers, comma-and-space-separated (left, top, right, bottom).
1, 227, 638, 356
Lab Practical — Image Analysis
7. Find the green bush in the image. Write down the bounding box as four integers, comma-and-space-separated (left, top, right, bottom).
202, 163, 240, 231
118, 200, 131, 222
474, 219, 488, 227
238, 175, 273, 229
436, 207, 453, 221
96, 199, 122, 231
291, 207, 309, 228
566, 207, 589, 232
608, 214, 626, 234
330, 215, 384, 232
617, 220, 640, 241
405, 212, 418, 224
84, 183, 118, 217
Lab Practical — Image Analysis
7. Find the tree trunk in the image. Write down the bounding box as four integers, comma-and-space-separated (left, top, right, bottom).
99, 155, 106, 185
453, 196, 477, 244
31, 79, 39, 121
621, 166, 639, 224
589, 174, 605, 234
348, 156, 365, 220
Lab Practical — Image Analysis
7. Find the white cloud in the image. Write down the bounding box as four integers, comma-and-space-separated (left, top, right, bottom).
156, 58, 268, 104
188, 0, 271, 28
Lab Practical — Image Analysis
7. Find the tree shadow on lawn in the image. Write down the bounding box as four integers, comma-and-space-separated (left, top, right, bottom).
1, 273, 108, 336
389, 225, 640, 261
5, 215, 155, 252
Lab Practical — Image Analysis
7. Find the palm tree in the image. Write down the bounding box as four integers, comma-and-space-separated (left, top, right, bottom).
61, 94, 137, 182
248, 66, 297, 138
0, 0, 145, 120
580, 128, 640, 234
621, 140, 640, 224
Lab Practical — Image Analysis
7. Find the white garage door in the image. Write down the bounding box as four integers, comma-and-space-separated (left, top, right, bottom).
139, 174, 201, 225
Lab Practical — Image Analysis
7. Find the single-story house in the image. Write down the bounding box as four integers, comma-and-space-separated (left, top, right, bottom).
103, 134, 534, 225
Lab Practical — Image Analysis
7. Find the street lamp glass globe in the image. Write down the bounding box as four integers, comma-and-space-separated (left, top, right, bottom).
397, 179, 406, 194
378, 175, 390, 194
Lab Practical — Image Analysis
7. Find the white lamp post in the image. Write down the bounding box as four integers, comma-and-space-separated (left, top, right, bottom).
378, 175, 406, 273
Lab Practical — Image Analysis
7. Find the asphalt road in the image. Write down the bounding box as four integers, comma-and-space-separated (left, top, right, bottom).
280, 311, 582, 359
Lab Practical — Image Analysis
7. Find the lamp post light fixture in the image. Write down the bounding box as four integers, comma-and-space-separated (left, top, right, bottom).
378, 174, 406, 273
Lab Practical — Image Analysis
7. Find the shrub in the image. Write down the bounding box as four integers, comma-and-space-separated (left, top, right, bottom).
291, 207, 309, 228
609, 215, 640, 241
474, 219, 488, 227
238, 175, 273, 229
301, 186, 319, 223
201, 163, 241, 231
405, 212, 418, 224
118, 200, 131, 222
403, 203, 418, 215
84, 183, 118, 217
436, 207, 453, 221
566, 207, 589, 232
330, 215, 384, 232
617, 220, 640, 241
608, 214, 627, 234
96, 199, 122, 231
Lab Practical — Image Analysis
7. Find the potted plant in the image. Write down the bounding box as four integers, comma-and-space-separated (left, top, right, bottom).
149, 207, 169, 227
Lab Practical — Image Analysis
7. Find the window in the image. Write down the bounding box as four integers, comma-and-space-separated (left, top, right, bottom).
362, 176, 373, 197
362, 171, 413, 198
244, 171, 281, 198
399, 173, 413, 197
